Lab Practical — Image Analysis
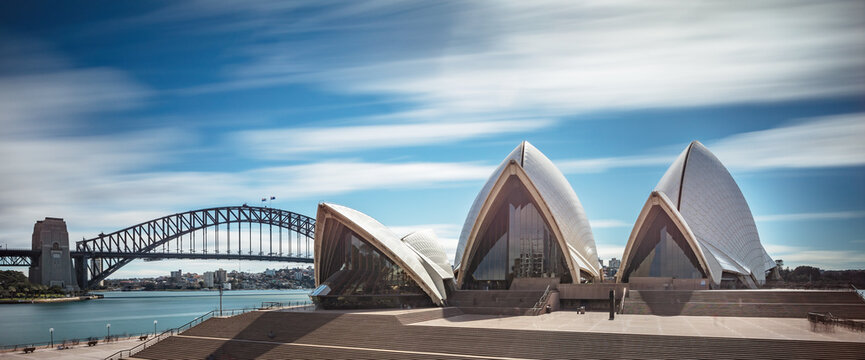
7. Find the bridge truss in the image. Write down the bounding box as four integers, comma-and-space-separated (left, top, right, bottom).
74, 206, 316, 289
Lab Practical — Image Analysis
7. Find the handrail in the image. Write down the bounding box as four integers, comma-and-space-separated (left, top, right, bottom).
619, 287, 627, 314
850, 283, 865, 303
102, 307, 249, 360
530, 285, 553, 316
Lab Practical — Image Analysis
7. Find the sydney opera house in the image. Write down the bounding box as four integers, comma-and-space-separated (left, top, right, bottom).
311, 140, 777, 308
616, 141, 776, 289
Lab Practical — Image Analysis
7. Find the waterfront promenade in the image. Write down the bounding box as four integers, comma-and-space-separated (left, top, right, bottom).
0, 338, 141, 360
0, 290, 311, 348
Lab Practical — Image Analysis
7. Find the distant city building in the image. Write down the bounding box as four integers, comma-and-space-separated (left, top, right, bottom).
216, 268, 227, 283
264, 269, 276, 276
609, 258, 621, 270
294, 271, 303, 281
170, 270, 182, 282
203, 271, 215, 288
599, 259, 604, 268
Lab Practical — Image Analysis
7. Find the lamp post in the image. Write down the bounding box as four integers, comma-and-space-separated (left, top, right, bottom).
153, 320, 158, 336
49, 328, 53, 347
106, 323, 111, 340
218, 282, 224, 317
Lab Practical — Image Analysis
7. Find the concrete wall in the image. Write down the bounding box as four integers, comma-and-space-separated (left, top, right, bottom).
558, 283, 627, 300
510, 277, 560, 291
628, 277, 709, 290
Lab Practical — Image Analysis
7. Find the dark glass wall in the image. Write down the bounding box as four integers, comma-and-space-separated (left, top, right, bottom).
319, 222, 424, 297
621, 207, 705, 282
463, 177, 570, 289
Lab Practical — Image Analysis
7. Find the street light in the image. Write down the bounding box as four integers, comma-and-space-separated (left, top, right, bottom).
106, 323, 111, 340
49, 328, 54, 347
154, 320, 158, 336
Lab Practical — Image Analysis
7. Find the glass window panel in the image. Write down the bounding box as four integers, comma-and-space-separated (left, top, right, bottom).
622, 207, 705, 281
464, 177, 572, 289
320, 223, 424, 296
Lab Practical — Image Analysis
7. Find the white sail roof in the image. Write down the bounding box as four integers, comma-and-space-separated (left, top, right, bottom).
454, 141, 600, 281
632, 141, 773, 286
313, 203, 448, 305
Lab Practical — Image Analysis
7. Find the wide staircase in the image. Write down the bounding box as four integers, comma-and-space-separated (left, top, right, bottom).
133, 308, 865, 360
622, 289, 865, 318
447, 289, 545, 315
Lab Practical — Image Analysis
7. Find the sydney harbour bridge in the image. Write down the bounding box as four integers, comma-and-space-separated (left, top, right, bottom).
0, 206, 315, 290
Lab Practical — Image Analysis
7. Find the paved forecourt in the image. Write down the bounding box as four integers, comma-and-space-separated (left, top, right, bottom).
127, 307, 865, 360
414, 311, 865, 343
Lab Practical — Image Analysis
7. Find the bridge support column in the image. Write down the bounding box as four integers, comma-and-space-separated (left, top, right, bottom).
29, 218, 79, 292
74, 254, 89, 290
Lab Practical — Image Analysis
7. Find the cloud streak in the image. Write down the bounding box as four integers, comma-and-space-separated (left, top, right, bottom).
237, 119, 553, 157
763, 244, 865, 270
755, 210, 865, 222
709, 113, 865, 170
554, 113, 865, 174
165, 1, 864, 117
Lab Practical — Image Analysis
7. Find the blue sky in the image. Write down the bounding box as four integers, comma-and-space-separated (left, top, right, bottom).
1, 1, 863, 277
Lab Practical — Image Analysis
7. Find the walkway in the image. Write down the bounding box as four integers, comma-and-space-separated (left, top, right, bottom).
415, 311, 865, 343
0, 338, 142, 360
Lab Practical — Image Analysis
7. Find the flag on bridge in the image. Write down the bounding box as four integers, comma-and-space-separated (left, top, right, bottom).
261, 198, 267, 202
270, 196, 276, 200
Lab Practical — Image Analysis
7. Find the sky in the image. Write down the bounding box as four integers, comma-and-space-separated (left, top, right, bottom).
0, 1, 863, 278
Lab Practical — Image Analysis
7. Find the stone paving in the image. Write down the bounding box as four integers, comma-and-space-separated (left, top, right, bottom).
0, 338, 140, 360
414, 311, 865, 343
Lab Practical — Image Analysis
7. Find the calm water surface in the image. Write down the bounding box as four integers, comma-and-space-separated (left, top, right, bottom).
0, 289, 311, 346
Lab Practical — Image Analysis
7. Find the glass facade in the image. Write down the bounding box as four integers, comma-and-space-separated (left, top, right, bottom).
463, 177, 570, 289
319, 223, 424, 297
621, 207, 705, 282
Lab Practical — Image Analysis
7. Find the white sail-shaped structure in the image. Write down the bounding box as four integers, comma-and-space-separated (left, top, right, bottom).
454, 141, 600, 289
313, 203, 451, 306
617, 141, 774, 288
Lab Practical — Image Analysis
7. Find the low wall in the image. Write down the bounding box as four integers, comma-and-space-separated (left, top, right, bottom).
510, 278, 560, 291
557, 283, 627, 300
628, 277, 709, 290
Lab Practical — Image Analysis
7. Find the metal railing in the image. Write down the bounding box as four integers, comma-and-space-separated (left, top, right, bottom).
619, 287, 628, 314
529, 285, 553, 316
103, 301, 311, 360
850, 283, 865, 303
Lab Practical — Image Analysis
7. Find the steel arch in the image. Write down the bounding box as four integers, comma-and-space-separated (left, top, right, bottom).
75, 206, 315, 288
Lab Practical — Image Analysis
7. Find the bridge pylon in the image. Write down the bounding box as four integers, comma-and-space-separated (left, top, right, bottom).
29, 218, 80, 292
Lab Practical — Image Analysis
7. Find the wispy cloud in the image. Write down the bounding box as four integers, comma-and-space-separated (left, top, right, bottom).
755, 210, 865, 222
589, 219, 632, 229
555, 113, 865, 174
557, 156, 673, 174
237, 119, 552, 157
764, 244, 865, 270
709, 113, 865, 170
163, 1, 864, 117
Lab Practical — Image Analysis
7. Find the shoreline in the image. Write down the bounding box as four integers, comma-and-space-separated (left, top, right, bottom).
0, 294, 103, 304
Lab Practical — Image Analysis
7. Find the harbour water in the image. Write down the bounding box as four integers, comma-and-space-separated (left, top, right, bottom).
0, 289, 311, 347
